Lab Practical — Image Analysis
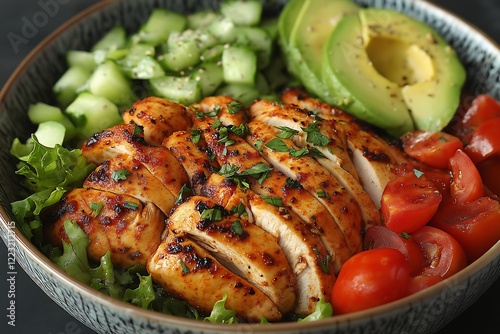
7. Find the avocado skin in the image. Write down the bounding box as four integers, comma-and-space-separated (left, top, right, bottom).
322, 8, 466, 136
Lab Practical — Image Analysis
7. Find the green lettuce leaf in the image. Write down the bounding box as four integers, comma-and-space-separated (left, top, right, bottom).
298, 298, 333, 322
123, 274, 156, 308
204, 294, 238, 324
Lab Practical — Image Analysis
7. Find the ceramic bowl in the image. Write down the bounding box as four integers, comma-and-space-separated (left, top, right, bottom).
1, 0, 499, 333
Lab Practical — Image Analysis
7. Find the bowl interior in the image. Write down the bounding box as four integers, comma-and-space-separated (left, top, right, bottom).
1, 0, 500, 333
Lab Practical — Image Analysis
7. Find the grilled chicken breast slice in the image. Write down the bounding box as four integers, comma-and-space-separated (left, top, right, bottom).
248, 101, 381, 224
281, 88, 409, 207
201, 173, 335, 314
163, 130, 219, 195
168, 196, 296, 314
83, 154, 175, 215
247, 121, 364, 254
148, 232, 282, 322
81, 124, 189, 196
122, 96, 192, 146
194, 117, 350, 269
43, 188, 164, 268
192, 95, 248, 127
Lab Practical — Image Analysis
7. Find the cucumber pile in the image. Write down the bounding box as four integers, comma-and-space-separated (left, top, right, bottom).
26, 0, 290, 148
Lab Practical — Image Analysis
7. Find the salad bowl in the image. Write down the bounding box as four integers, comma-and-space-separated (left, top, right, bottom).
0, 0, 499, 333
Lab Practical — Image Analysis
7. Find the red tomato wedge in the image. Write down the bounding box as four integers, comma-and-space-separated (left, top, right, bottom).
477, 156, 500, 196
462, 94, 500, 129
381, 171, 442, 234
449, 149, 484, 204
411, 226, 467, 278
364, 226, 425, 276
331, 248, 411, 315
464, 117, 500, 164
430, 197, 500, 262
407, 275, 444, 295
401, 130, 463, 169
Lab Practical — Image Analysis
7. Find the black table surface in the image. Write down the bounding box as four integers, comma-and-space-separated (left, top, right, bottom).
0, 1, 499, 333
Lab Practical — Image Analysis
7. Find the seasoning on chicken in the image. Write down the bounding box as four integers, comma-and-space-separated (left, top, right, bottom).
148, 232, 282, 322
122, 96, 193, 146
193, 95, 248, 127
43, 188, 165, 268
167, 196, 296, 314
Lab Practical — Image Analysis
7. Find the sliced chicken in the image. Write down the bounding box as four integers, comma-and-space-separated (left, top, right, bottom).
81, 123, 189, 196
42, 188, 165, 268
280, 87, 410, 207
193, 95, 248, 127
194, 116, 350, 270
167, 196, 296, 314
248, 100, 382, 223
148, 232, 282, 322
201, 173, 335, 315
247, 120, 364, 254
163, 130, 219, 195
122, 96, 192, 146
83, 154, 175, 215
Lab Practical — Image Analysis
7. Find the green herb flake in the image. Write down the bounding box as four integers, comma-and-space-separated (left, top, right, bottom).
211, 119, 222, 129
190, 129, 201, 145
124, 201, 139, 210
229, 123, 249, 137
111, 169, 131, 182
285, 177, 301, 188
133, 124, 144, 135
230, 203, 247, 217
301, 123, 329, 147
89, 202, 104, 218
413, 168, 425, 178
275, 126, 299, 139
254, 139, 264, 152
313, 248, 331, 274
179, 259, 190, 274
400, 231, 411, 239
261, 195, 283, 207
309, 147, 326, 158
289, 146, 309, 158
175, 184, 192, 205
227, 101, 244, 114
316, 189, 330, 199
208, 105, 221, 117
439, 136, 448, 142
200, 208, 223, 221
238, 162, 273, 176
230, 220, 243, 235
265, 138, 289, 152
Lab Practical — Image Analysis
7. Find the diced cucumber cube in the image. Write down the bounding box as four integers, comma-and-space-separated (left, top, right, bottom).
28, 103, 77, 140
88, 60, 135, 107
201, 44, 225, 62
67, 50, 97, 72
187, 10, 220, 29
208, 18, 237, 44
53, 66, 91, 107
66, 92, 122, 138
149, 76, 201, 105
191, 62, 224, 96
121, 44, 156, 67
34, 121, 66, 148
92, 26, 127, 51
220, 0, 263, 26
125, 56, 165, 79
222, 46, 257, 85
235, 27, 273, 68
215, 83, 260, 106
138, 8, 187, 46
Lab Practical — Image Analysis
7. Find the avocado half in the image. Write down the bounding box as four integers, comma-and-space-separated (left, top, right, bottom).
323, 8, 466, 136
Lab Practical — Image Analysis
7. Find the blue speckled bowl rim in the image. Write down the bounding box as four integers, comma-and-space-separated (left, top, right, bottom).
0, 0, 499, 333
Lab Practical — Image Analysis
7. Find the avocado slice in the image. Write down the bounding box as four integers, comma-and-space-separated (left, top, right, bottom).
278, 0, 307, 79
323, 8, 466, 136
287, 0, 360, 102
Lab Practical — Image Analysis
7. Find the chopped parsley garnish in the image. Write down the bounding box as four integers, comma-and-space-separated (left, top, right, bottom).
289, 146, 309, 158
413, 168, 424, 178
229, 123, 249, 137
89, 202, 104, 218
227, 101, 244, 114
190, 129, 201, 144
211, 119, 222, 129
230, 220, 243, 235
180, 259, 190, 274
133, 124, 144, 135
309, 147, 326, 158
111, 169, 131, 182
175, 184, 192, 205
218, 162, 272, 189
230, 203, 248, 217
123, 201, 139, 210
200, 208, 223, 221
275, 126, 299, 139
261, 195, 283, 207
316, 189, 330, 199
301, 123, 329, 147
313, 248, 331, 274
265, 138, 289, 152
285, 177, 301, 188
254, 139, 264, 152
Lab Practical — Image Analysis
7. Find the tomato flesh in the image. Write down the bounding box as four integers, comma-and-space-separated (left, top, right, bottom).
477, 156, 500, 196
449, 149, 484, 204
381, 171, 442, 234
410, 226, 467, 278
407, 275, 444, 295
401, 130, 463, 169
430, 197, 500, 262
462, 94, 500, 129
464, 117, 500, 164
331, 248, 411, 315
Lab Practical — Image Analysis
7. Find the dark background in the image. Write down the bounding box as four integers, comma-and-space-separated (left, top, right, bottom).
0, 1, 499, 333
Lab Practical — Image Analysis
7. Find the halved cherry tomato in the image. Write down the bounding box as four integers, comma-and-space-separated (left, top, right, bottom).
401, 130, 463, 169
464, 117, 500, 164
364, 226, 425, 276
410, 226, 467, 278
477, 156, 500, 196
331, 248, 411, 315
409, 159, 452, 199
407, 275, 444, 295
462, 94, 500, 130
430, 197, 500, 262
449, 149, 484, 204
381, 171, 442, 234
